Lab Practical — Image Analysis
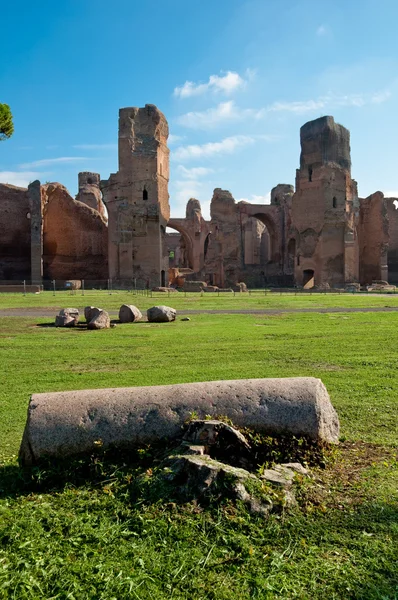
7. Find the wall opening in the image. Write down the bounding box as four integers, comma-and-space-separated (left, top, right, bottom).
161, 270, 166, 287
143, 188, 148, 200
308, 167, 313, 182
333, 196, 337, 208
303, 269, 315, 289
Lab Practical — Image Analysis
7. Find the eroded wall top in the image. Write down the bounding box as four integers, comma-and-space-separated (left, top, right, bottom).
300, 116, 351, 172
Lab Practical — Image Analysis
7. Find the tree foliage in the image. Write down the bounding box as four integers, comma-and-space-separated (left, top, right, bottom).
0, 103, 14, 141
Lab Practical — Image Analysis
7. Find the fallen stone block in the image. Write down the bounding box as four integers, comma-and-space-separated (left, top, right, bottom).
147, 305, 176, 322
84, 306, 98, 322
87, 308, 110, 330
19, 377, 339, 465
55, 308, 79, 327
119, 304, 142, 323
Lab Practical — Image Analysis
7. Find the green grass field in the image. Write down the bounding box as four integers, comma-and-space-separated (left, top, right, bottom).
1, 289, 398, 311
0, 295, 397, 599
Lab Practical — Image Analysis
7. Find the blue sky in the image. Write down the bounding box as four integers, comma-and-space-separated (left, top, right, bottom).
1, 0, 398, 218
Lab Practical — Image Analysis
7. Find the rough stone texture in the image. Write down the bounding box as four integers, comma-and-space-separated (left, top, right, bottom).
0, 183, 31, 281
291, 116, 360, 289
41, 183, 108, 281
101, 105, 170, 288
147, 305, 176, 322
386, 198, 398, 284
183, 420, 251, 468
358, 192, 389, 285
84, 306, 97, 322
183, 281, 207, 292
28, 181, 44, 285
57, 308, 79, 325
87, 308, 110, 330
75, 172, 107, 219
119, 304, 142, 323
19, 377, 339, 464
55, 314, 75, 327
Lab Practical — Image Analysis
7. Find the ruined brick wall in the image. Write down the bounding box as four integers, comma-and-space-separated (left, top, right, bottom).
204, 189, 242, 287
42, 183, 108, 280
101, 104, 170, 287
358, 192, 389, 285
0, 184, 31, 280
76, 172, 107, 219
291, 116, 359, 287
168, 198, 210, 274
385, 198, 398, 283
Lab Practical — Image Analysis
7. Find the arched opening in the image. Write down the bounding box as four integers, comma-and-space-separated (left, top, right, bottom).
308, 167, 313, 182
143, 188, 148, 201
251, 213, 279, 264
204, 233, 211, 260
332, 196, 337, 208
303, 269, 315, 289
165, 225, 194, 270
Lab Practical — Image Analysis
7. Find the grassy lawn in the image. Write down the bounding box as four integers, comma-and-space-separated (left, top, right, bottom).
0, 303, 397, 598
1, 289, 398, 311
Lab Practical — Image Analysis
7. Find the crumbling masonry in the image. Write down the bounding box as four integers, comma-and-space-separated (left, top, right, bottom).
0, 107, 397, 288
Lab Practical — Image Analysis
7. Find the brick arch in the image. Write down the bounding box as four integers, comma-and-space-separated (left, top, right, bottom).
167, 220, 195, 270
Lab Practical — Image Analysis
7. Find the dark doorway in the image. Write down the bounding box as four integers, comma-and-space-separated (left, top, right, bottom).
303, 269, 315, 289
161, 270, 166, 287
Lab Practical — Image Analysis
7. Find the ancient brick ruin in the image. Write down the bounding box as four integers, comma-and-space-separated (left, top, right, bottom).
0, 107, 397, 288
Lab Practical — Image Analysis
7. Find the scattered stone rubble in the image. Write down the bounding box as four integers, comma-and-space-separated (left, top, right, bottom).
158, 420, 309, 515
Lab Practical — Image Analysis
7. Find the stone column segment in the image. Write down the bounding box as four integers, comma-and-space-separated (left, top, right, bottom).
19, 377, 340, 464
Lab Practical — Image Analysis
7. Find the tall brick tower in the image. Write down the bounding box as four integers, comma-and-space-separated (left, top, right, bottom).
291, 116, 359, 287
101, 104, 170, 287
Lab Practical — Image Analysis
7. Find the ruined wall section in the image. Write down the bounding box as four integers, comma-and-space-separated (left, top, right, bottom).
0, 183, 31, 280
358, 192, 389, 285
42, 183, 108, 280
385, 198, 398, 283
101, 104, 170, 287
204, 189, 242, 287
76, 172, 107, 219
291, 116, 359, 287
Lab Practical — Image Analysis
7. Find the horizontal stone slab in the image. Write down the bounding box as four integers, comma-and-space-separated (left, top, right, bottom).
19, 377, 340, 465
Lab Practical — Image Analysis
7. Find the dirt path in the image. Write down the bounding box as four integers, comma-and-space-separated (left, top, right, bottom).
1, 306, 398, 318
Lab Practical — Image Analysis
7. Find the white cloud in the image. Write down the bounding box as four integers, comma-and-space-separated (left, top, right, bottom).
168, 134, 185, 145
177, 165, 214, 179
0, 171, 41, 187
238, 193, 271, 204
172, 135, 255, 161
174, 70, 246, 98
371, 90, 391, 104
73, 144, 117, 150
176, 100, 265, 129
266, 91, 391, 114
171, 179, 204, 214
20, 156, 88, 169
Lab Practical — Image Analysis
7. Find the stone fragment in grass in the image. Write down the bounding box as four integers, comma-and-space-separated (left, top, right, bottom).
55, 308, 79, 327
119, 304, 142, 323
84, 306, 98, 322
147, 305, 176, 322
181, 317, 190, 321
260, 468, 295, 488
87, 308, 110, 330
279, 462, 309, 476
165, 453, 273, 516
184, 420, 251, 467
